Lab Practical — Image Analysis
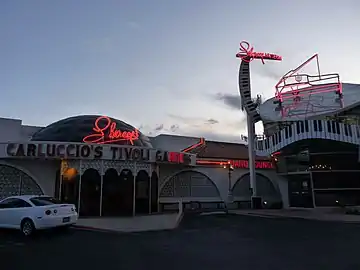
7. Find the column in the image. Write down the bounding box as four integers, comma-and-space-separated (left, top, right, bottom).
77, 159, 82, 215
99, 160, 104, 216
149, 165, 152, 214
247, 114, 257, 197
132, 163, 137, 216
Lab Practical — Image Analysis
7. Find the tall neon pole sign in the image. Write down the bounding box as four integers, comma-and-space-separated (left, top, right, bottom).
236, 41, 282, 208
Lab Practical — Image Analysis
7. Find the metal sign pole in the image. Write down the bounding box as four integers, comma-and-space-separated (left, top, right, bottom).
247, 114, 257, 199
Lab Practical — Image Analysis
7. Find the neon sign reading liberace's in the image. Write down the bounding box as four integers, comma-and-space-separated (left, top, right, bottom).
236, 41, 282, 64
83, 116, 139, 145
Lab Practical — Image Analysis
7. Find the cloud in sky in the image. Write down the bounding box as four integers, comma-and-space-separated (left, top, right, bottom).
213, 93, 241, 110
137, 113, 248, 143
1, 0, 359, 140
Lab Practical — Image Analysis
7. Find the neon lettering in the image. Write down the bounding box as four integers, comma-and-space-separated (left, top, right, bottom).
229, 160, 273, 169
168, 152, 184, 163
83, 116, 139, 145
196, 159, 273, 169
236, 41, 282, 64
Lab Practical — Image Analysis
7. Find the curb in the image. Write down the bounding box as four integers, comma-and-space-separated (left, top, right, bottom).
232, 212, 360, 223
175, 212, 184, 227
72, 225, 122, 234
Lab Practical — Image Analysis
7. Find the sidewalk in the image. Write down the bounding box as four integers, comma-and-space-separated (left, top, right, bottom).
74, 212, 183, 233
230, 208, 360, 223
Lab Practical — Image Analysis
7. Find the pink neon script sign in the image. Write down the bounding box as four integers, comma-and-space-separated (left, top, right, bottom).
236, 41, 282, 64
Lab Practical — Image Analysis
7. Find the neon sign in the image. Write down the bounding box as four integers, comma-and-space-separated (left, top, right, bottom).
196, 159, 273, 169
83, 116, 139, 145
236, 41, 282, 64
155, 151, 191, 165
230, 159, 273, 169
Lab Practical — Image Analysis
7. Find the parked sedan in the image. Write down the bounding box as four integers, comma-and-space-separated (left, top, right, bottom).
0, 195, 78, 236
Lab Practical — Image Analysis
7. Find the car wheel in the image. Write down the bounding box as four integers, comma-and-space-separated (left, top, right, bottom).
21, 219, 35, 237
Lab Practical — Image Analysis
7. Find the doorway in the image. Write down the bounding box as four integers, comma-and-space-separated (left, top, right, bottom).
135, 170, 150, 214
60, 168, 80, 209
118, 169, 134, 216
287, 174, 314, 208
102, 168, 121, 216
80, 168, 101, 216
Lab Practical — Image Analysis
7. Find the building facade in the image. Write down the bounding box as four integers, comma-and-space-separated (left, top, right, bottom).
0, 115, 287, 216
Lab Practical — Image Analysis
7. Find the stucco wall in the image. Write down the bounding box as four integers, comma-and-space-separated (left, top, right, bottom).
158, 165, 289, 207
0, 159, 60, 196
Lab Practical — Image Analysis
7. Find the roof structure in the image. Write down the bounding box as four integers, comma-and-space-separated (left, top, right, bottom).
259, 83, 360, 122
184, 139, 269, 160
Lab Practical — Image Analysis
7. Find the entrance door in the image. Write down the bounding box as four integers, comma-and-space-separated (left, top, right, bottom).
288, 174, 314, 208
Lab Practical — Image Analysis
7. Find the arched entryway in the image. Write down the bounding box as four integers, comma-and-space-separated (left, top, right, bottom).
159, 170, 222, 210
232, 173, 282, 208
0, 164, 43, 200
135, 170, 150, 214
80, 168, 101, 217
60, 168, 80, 209
119, 169, 134, 216
150, 171, 159, 213
102, 168, 121, 216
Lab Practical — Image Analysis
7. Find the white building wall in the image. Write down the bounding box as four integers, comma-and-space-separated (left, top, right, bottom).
0, 116, 289, 208
158, 165, 289, 207
0, 117, 42, 142
151, 134, 201, 152
0, 159, 60, 196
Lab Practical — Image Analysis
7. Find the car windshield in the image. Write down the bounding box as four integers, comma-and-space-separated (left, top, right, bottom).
30, 197, 62, 206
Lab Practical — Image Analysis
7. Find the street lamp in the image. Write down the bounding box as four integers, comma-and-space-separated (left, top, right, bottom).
221, 161, 234, 211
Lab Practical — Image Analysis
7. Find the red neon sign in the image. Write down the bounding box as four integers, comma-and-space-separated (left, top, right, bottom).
196, 159, 273, 169
229, 160, 273, 169
236, 41, 282, 64
168, 152, 184, 163
83, 116, 139, 145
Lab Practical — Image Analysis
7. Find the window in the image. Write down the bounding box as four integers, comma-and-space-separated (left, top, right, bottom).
305, 121, 309, 132
30, 196, 61, 206
0, 198, 32, 208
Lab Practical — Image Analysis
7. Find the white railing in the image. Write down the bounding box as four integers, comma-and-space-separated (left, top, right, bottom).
254, 120, 360, 156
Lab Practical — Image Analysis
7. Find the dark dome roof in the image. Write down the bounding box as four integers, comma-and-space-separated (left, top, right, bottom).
31, 115, 152, 147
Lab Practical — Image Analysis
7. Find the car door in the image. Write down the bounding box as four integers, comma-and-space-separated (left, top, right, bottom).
0, 200, 9, 227
0, 199, 17, 228
7, 199, 33, 228
0, 199, 32, 228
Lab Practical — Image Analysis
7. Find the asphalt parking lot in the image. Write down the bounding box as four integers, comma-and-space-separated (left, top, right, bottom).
1, 214, 360, 270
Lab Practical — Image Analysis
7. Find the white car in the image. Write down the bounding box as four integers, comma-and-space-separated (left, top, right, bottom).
0, 195, 78, 236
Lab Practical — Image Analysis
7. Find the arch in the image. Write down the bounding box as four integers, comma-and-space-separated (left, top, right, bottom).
150, 171, 159, 213
80, 168, 101, 216
0, 161, 44, 194
135, 170, 150, 214
0, 163, 43, 200
61, 168, 80, 208
232, 172, 282, 205
118, 169, 134, 216
159, 170, 221, 202
102, 168, 120, 216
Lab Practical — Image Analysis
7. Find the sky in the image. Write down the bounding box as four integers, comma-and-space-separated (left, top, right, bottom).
1, 0, 359, 143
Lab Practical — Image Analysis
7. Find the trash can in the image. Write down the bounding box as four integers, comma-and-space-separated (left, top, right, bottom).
251, 196, 262, 209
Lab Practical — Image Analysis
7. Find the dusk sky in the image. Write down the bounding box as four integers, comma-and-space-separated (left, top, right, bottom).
1, 0, 359, 142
